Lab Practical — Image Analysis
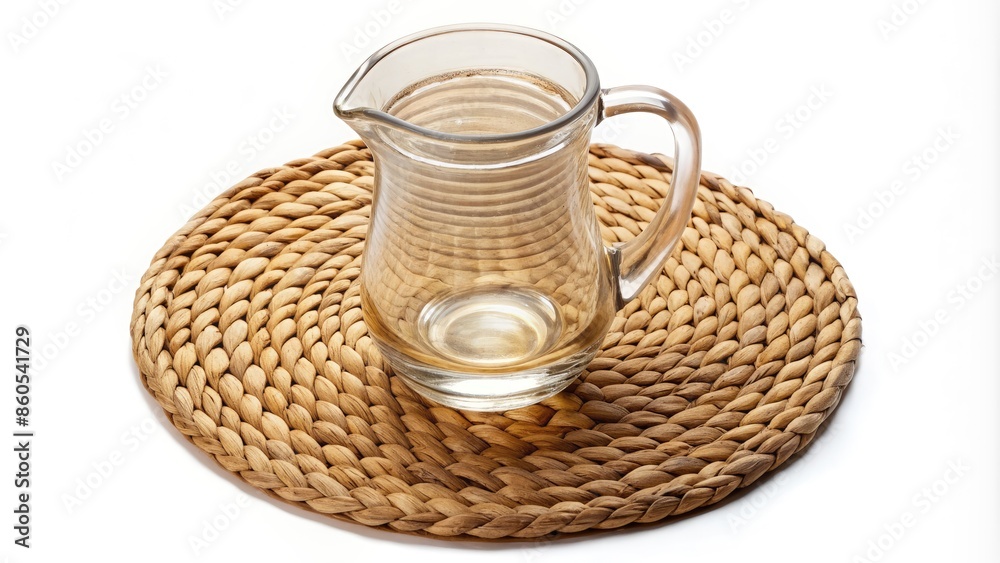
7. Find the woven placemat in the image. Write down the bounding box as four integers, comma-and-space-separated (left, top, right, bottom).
130, 141, 861, 539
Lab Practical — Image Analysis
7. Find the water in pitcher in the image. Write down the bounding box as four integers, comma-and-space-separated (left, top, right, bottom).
416, 285, 563, 367
382, 69, 577, 136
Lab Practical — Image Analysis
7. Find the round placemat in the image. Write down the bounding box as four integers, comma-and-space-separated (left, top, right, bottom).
130, 141, 861, 539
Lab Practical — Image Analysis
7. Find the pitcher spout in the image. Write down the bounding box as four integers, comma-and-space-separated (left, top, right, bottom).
333, 27, 443, 141
333, 24, 602, 169
332, 62, 385, 141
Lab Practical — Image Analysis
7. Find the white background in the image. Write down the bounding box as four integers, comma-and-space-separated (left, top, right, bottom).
1, 0, 997, 561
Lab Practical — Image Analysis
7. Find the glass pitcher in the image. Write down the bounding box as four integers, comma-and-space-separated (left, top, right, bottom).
334, 24, 701, 411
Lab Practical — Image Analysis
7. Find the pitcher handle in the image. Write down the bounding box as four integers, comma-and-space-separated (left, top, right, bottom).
599, 86, 702, 308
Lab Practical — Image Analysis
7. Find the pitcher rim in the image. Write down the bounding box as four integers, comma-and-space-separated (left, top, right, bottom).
333, 23, 602, 144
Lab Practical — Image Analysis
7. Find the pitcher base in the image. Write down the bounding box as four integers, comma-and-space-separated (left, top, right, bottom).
377, 343, 598, 412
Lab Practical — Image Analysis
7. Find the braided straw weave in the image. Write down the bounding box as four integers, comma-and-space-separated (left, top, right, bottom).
130, 142, 861, 539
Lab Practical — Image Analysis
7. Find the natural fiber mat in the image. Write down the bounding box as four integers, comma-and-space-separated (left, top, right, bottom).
130, 141, 861, 539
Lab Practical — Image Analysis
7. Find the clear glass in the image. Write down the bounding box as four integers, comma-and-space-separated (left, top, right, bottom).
335, 24, 701, 411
